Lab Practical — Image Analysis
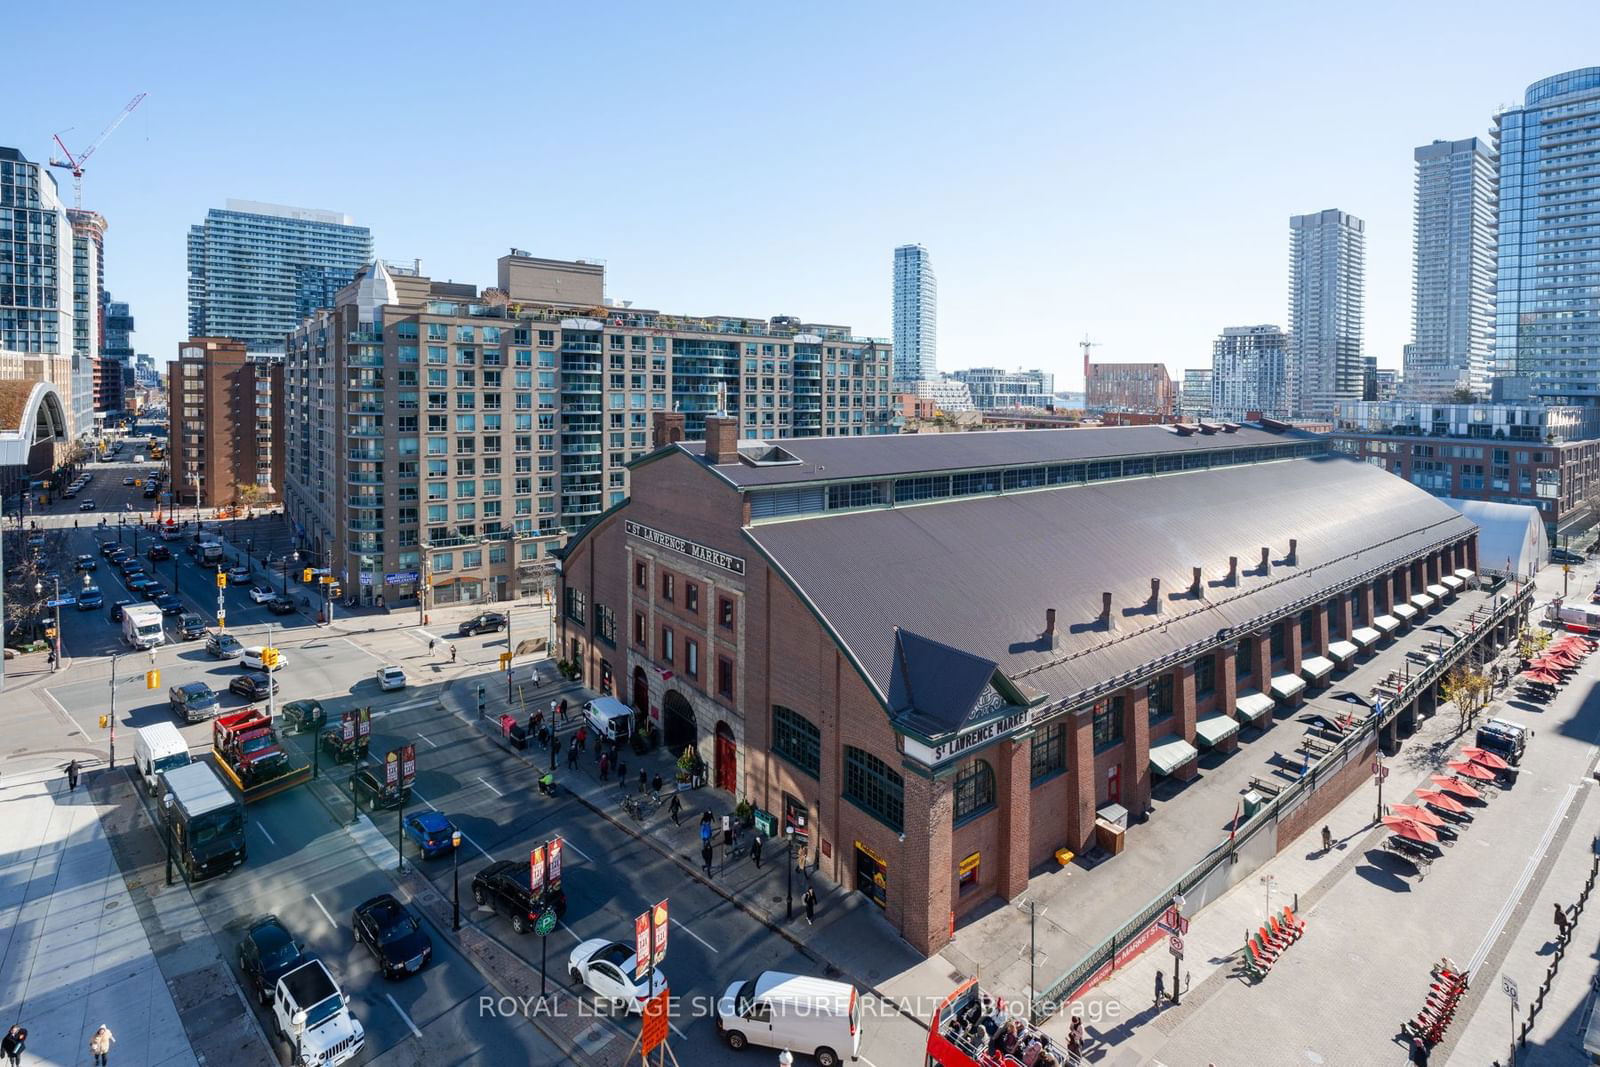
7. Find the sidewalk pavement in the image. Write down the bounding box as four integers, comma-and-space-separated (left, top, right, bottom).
0, 765, 273, 1067
450, 666, 941, 1027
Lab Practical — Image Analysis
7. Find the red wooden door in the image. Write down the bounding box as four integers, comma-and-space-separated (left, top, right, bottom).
715, 722, 736, 793
1106, 765, 1121, 805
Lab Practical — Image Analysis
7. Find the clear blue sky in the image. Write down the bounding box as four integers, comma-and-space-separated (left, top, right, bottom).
9, 1, 1600, 390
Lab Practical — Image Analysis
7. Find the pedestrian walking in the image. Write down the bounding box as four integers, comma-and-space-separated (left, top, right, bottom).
450, 644, 457, 663
532, 668, 540, 688
559, 698, 568, 722
550, 732, 559, 771
89, 1024, 114, 1066
752, 833, 764, 869
616, 756, 627, 785
1321, 825, 1333, 852
575, 726, 587, 752
3, 1025, 26, 1067
723, 821, 734, 850
1555, 901, 1571, 939
701, 842, 714, 876
599, 753, 610, 781
803, 885, 817, 925
638, 768, 648, 794
428, 637, 436, 657
1154, 970, 1165, 1009
1067, 1016, 1084, 1057
669, 792, 682, 825
566, 744, 578, 771
67, 759, 80, 792
1408, 1035, 1430, 1065
651, 772, 663, 795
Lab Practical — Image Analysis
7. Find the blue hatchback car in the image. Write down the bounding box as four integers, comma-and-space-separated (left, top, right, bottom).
402, 811, 459, 858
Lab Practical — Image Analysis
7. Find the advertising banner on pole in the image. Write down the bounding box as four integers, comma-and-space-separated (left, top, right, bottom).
634, 911, 651, 980
548, 837, 563, 890
530, 844, 546, 900
358, 706, 372, 738
400, 743, 416, 786
384, 750, 399, 788
652, 899, 668, 967
340, 710, 354, 742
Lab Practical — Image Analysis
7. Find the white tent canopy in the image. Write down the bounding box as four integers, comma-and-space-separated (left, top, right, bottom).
1444, 498, 1548, 579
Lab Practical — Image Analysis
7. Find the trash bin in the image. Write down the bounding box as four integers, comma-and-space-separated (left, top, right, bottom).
1242, 790, 1265, 819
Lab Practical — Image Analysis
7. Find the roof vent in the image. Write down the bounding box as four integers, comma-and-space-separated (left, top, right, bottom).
1228, 556, 1239, 585
1197, 422, 1217, 435
1149, 577, 1163, 614
1170, 423, 1196, 436
1190, 566, 1203, 598
1222, 422, 1240, 433
1044, 608, 1059, 650
1099, 591, 1114, 629
1258, 416, 1290, 433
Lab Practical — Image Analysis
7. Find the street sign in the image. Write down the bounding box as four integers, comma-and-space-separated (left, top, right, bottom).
641, 990, 670, 1055
1169, 935, 1184, 957
384, 571, 420, 585
45, 596, 76, 607
1158, 906, 1190, 935
534, 909, 557, 936
1502, 974, 1518, 1007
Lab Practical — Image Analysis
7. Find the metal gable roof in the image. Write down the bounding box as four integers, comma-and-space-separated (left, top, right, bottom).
746, 455, 1475, 716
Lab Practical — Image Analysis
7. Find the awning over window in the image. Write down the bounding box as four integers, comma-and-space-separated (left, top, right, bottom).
1427, 583, 1450, 599
1194, 713, 1238, 749
1441, 575, 1465, 591
1299, 655, 1336, 682
1234, 690, 1275, 724
1410, 593, 1436, 611
1373, 615, 1401, 634
1270, 672, 1307, 702
1327, 639, 1360, 663
1149, 736, 1199, 776
1454, 568, 1476, 580
1392, 604, 1419, 622
1351, 626, 1382, 648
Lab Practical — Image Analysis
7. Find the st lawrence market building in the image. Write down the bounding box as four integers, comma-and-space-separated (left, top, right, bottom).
557, 414, 1479, 954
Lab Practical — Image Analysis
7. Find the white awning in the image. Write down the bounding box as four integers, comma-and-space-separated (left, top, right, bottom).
1454, 568, 1476, 580
1300, 655, 1336, 681
1351, 626, 1383, 648
1149, 736, 1199, 776
1427, 583, 1450, 599
1373, 615, 1401, 633
1410, 593, 1436, 610
1441, 575, 1465, 591
1270, 672, 1307, 702
1235, 690, 1275, 724
1194, 713, 1239, 748
1327, 639, 1360, 663
1392, 604, 1419, 621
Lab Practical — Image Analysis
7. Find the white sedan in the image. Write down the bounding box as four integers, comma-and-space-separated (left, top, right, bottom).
376, 665, 407, 692
241, 646, 287, 672
248, 585, 277, 604
568, 940, 668, 1013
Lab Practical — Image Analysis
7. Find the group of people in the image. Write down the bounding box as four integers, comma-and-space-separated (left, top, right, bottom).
951, 995, 1079, 1066
4, 1023, 113, 1065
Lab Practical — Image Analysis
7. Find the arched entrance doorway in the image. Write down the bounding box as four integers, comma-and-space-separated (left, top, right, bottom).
632, 666, 649, 715
714, 721, 736, 793
663, 690, 697, 755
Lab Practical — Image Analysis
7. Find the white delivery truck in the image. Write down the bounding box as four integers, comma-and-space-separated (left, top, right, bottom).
273, 959, 365, 1066
583, 696, 635, 744
716, 971, 861, 1066
122, 602, 165, 649
133, 722, 191, 795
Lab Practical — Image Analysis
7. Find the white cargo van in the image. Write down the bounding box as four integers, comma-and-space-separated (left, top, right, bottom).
583, 696, 634, 744
716, 971, 860, 1066
134, 723, 192, 795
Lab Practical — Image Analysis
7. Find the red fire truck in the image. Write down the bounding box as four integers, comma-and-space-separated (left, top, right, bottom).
926, 978, 1077, 1067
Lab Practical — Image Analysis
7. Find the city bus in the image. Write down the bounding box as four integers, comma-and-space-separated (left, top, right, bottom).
926, 978, 1078, 1067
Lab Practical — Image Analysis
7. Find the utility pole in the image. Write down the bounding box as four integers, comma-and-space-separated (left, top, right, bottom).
506, 605, 515, 700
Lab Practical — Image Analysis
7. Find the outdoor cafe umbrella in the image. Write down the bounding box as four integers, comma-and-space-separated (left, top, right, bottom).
1460, 746, 1512, 771
1391, 803, 1447, 828
1382, 815, 1439, 844
1415, 789, 1469, 814
1521, 666, 1561, 686
1545, 648, 1583, 667
1552, 637, 1592, 653
1448, 760, 1497, 782
1431, 774, 1482, 800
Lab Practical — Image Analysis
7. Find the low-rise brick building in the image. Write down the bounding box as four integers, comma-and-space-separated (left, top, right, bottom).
557, 419, 1478, 954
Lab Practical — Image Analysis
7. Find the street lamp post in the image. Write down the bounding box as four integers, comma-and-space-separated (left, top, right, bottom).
163, 793, 175, 886
351, 766, 360, 826
451, 830, 463, 931
786, 827, 795, 920
108, 653, 119, 767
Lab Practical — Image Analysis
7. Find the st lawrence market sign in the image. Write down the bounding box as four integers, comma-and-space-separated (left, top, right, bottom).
626, 520, 746, 576
902, 708, 1032, 768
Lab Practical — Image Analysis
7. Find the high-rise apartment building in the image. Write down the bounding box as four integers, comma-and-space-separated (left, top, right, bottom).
1404, 138, 1496, 401
0, 148, 99, 442
1086, 362, 1175, 417
102, 295, 134, 361
1289, 209, 1366, 418
284, 255, 893, 609
170, 338, 285, 509
892, 244, 936, 382
1210, 325, 1289, 419
1179, 368, 1214, 418
951, 367, 1055, 410
187, 199, 372, 352
1494, 69, 1600, 403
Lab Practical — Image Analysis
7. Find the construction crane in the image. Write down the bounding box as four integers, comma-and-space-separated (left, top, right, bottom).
1080, 336, 1102, 387
50, 92, 148, 208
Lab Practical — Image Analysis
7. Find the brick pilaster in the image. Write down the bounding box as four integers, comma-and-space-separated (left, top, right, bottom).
995, 738, 1031, 901
1071, 707, 1096, 851
1283, 618, 1302, 676
1174, 664, 1197, 743
899, 770, 953, 954
1219, 644, 1239, 715
1123, 686, 1151, 816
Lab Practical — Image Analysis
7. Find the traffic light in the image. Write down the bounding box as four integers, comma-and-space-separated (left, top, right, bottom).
302, 568, 313, 583
146, 669, 159, 689
216, 572, 227, 589
477, 683, 486, 718
262, 647, 280, 669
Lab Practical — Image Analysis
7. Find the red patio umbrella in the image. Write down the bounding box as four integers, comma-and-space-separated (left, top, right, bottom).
1552, 637, 1591, 652
1461, 746, 1512, 771
1416, 788, 1468, 814
1390, 803, 1447, 828
1382, 815, 1439, 844
1522, 667, 1561, 685
1431, 774, 1482, 799
1449, 760, 1497, 781
1545, 649, 1583, 667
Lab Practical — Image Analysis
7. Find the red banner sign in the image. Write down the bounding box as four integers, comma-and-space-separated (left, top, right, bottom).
341, 711, 354, 742
384, 750, 399, 787
400, 743, 416, 785
530, 844, 546, 900
548, 837, 563, 890
652, 899, 668, 967
635, 911, 651, 980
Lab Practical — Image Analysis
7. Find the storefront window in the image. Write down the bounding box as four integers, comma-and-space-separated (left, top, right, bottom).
843, 747, 903, 832
772, 706, 821, 779
952, 760, 995, 825
1030, 722, 1067, 783
1147, 675, 1173, 723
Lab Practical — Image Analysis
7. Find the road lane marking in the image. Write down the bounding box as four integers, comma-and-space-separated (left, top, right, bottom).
559, 921, 582, 943
560, 838, 591, 863
39, 688, 92, 745
311, 893, 337, 928
671, 918, 717, 953
476, 776, 504, 797
417, 733, 437, 748
668, 1018, 686, 1039
255, 823, 277, 846
1467, 781, 1578, 975
372, 696, 439, 719
413, 791, 438, 810
460, 831, 495, 862
385, 994, 423, 1038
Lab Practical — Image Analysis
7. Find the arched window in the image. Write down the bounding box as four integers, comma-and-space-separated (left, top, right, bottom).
771, 706, 820, 779
952, 759, 996, 825
843, 746, 904, 832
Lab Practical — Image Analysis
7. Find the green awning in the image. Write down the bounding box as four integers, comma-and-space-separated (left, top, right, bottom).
1149, 736, 1199, 776
1235, 690, 1276, 724
1194, 713, 1238, 748
1270, 672, 1307, 701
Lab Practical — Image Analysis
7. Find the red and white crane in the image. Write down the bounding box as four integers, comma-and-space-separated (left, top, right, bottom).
50, 92, 148, 208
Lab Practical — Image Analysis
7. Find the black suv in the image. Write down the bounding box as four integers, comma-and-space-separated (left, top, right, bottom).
178, 613, 206, 640
146, 544, 171, 561
352, 767, 410, 811
265, 595, 296, 615
353, 894, 432, 980
458, 612, 507, 636
471, 860, 568, 934
280, 699, 327, 735
237, 915, 307, 1007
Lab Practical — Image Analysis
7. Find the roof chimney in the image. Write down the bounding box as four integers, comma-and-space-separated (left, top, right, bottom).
1100, 591, 1113, 627
1228, 556, 1239, 585
704, 414, 739, 465
1288, 538, 1298, 565
1190, 566, 1203, 598
1260, 546, 1271, 575
1044, 608, 1059, 650
652, 411, 686, 448
1150, 577, 1162, 613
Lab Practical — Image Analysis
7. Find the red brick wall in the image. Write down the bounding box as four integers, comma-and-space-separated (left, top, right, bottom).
1275, 732, 1379, 848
